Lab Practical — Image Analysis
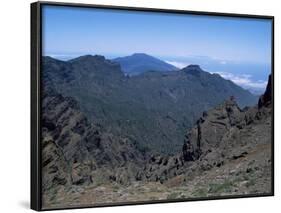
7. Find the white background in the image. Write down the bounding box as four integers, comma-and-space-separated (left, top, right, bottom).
0, 0, 279, 212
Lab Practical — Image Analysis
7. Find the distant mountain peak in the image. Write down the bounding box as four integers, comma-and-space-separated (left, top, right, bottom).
43, 56, 63, 63
182, 64, 204, 76
69, 54, 106, 62
67, 54, 121, 73
131, 53, 150, 57
184, 64, 203, 71
113, 53, 178, 75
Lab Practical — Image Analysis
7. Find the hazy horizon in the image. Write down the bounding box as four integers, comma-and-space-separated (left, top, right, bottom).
44, 52, 270, 95
42, 5, 272, 94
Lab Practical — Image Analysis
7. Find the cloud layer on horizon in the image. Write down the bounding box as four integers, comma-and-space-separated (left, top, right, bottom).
211, 71, 267, 94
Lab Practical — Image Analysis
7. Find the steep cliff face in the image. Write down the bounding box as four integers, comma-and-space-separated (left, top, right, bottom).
182, 75, 272, 165
41, 89, 147, 206
182, 100, 248, 162
42, 91, 95, 190
258, 74, 272, 108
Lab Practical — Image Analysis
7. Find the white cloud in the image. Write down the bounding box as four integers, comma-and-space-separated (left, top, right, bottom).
212, 71, 267, 91
165, 61, 190, 69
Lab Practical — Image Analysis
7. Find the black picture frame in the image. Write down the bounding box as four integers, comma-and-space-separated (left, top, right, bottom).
31, 1, 274, 211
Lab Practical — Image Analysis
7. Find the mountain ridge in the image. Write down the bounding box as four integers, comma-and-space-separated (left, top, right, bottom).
42, 55, 258, 154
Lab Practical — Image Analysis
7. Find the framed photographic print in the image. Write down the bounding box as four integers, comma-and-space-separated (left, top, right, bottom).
31, 1, 274, 211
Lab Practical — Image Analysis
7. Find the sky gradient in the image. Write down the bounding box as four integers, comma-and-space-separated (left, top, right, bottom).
42, 5, 272, 94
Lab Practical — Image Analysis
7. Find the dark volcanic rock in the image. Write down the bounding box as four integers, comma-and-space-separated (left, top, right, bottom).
42, 92, 96, 189
182, 96, 271, 164
182, 64, 203, 76
258, 74, 272, 108
42, 139, 68, 191
180, 74, 272, 173
183, 99, 245, 161
41, 89, 146, 195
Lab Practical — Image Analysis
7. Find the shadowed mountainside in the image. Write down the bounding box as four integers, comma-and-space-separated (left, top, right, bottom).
42, 55, 258, 155
41, 87, 147, 207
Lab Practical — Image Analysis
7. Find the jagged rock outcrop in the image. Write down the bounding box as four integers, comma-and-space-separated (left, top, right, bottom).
181, 74, 272, 175
182, 99, 246, 162
182, 72, 272, 164
42, 93, 97, 192
140, 99, 250, 181
135, 154, 185, 183
140, 75, 272, 186
42, 139, 69, 191
258, 74, 272, 108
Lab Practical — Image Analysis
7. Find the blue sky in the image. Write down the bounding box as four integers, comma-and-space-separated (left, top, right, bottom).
42, 5, 272, 94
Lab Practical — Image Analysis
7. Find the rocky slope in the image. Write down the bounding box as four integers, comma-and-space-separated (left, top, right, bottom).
41, 54, 271, 209
42, 74, 272, 208
41, 88, 146, 207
